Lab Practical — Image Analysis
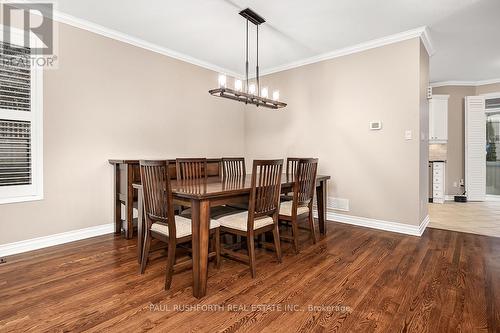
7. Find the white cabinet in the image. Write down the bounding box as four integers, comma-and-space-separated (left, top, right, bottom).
429, 95, 449, 143
432, 162, 446, 204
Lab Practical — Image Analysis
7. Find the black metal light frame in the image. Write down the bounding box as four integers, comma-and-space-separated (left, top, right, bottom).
208, 8, 287, 109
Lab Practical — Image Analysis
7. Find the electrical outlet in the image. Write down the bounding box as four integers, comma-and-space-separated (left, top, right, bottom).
0, 258, 6, 264
459, 179, 464, 186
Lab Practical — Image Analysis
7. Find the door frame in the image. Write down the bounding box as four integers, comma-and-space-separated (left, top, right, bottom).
482, 92, 500, 199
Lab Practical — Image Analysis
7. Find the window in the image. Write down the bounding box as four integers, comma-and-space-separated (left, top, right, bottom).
486, 96, 500, 196
0, 28, 43, 204
486, 97, 500, 112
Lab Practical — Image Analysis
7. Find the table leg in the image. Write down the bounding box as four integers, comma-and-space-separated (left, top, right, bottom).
125, 164, 134, 239
191, 199, 210, 299
113, 164, 121, 234
316, 180, 327, 235
137, 187, 144, 264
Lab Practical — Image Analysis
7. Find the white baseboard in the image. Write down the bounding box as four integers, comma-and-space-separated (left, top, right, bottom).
315, 210, 429, 236
1, 208, 435, 257
0, 223, 114, 257
444, 195, 500, 202
419, 215, 430, 235
486, 195, 500, 202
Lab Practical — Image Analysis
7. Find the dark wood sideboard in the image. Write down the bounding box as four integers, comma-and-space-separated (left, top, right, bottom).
108, 159, 223, 239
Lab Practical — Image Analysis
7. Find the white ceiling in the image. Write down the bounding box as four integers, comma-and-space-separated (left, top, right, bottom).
48, 0, 500, 83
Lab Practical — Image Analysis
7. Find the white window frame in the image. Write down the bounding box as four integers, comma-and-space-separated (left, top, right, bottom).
0, 24, 43, 204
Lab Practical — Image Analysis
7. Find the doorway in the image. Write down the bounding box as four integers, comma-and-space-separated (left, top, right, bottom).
486, 97, 500, 197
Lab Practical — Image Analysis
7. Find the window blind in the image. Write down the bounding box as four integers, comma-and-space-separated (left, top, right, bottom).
0, 41, 32, 188
0, 119, 31, 186
0, 41, 31, 112
485, 97, 500, 110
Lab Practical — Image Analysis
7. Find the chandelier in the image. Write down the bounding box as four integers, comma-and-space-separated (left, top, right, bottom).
208, 8, 287, 110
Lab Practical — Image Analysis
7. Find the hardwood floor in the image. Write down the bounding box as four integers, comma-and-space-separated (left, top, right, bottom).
0, 223, 499, 332
429, 201, 500, 238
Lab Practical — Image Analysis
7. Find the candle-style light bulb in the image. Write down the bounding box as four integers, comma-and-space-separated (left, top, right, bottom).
261, 87, 269, 98
218, 74, 226, 88
272, 90, 280, 101
248, 83, 256, 95
234, 79, 242, 92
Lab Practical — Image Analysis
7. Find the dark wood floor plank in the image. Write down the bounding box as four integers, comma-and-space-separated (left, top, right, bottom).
330, 235, 420, 332
484, 235, 500, 333
113, 228, 360, 333
0, 223, 499, 333
208, 230, 382, 333
294, 233, 408, 332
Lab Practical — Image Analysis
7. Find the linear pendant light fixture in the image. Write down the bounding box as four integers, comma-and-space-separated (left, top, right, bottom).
209, 8, 287, 109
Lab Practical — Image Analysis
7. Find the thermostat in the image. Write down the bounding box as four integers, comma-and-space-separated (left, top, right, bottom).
369, 121, 382, 130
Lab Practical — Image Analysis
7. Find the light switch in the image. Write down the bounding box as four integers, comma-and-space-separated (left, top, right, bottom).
405, 130, 412, 140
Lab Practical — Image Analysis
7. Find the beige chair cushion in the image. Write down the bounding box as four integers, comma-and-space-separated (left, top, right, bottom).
151, 216, 219, 239
279, 201, 310, 216
216, 211, 274, 231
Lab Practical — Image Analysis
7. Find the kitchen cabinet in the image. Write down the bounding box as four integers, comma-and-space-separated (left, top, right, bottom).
431, 161, 446, 204
429, 95, 449, 143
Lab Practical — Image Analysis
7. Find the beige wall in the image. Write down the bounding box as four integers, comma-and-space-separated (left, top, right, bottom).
418, 42, 430, 223
0, 21, 431, 245
245, 38, 427, 226
0, 21, 245, 244
433, 83, 500, 196
476, 83, 500, 95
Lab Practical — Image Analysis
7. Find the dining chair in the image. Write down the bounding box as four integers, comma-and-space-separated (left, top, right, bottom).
176, 158, 208, 180
139, 160, 220, 290
222, 157, 248, 212
282, 157, 301, 199
279, 158, 318, 254
222, 157, 246, 178
286, 157, 300, 179
175, 158, 206, 216
176, 157, 240, 219
216, 159, 283, 278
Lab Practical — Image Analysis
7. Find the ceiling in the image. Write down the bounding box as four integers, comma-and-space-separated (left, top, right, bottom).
48, 0, 500, 83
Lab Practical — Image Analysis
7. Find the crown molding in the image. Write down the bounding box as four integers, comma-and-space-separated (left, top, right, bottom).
430, 78, 500, 88
52, 11, 245, 78
257, 26, 434, 77
430, 81, 477, 87
9, 2, 434, 81
6, 1, 243, 79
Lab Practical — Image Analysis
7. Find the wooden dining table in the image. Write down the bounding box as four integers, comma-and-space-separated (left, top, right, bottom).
134, 173, 330, 298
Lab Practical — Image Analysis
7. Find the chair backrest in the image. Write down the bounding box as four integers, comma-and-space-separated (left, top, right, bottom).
248, 159, 283, 227
176, 158, 207, 180
222, 157, 246, 178
286, 157, 300, 179
222, 174, 246, 190
140, 160, 176, 235
293, 158, 319, 208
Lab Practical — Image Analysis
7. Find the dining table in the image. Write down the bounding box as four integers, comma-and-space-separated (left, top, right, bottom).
133, 173, 330, 299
